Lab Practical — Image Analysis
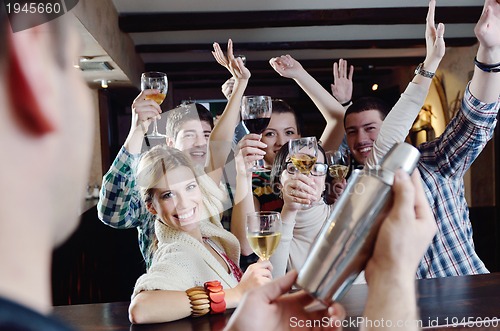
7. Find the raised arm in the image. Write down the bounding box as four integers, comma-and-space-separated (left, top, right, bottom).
222, 77, 235, 100
426, 0, 500, 178
98, 90, 160, 233
365, 0, 446, 167
206, 40, 250, 184
269, 55, 346, 151
98, 92, 160, 262
469, 0, 500, 102
123, 90, 162, 154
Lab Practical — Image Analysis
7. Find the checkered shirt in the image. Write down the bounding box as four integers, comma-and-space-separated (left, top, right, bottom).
97, 147, 155, 266
417, 84, 499, 278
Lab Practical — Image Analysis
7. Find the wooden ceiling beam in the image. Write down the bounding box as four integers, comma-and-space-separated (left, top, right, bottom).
146, 57, 424, 74
136, 38, 477, 53
120, 7, 482, 33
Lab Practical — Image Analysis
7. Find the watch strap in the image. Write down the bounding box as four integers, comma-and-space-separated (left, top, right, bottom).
415, 63, 435, 79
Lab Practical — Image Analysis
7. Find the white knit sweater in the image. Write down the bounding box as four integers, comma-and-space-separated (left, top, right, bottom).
132, 219, 241, 298
270, 202, 333, 278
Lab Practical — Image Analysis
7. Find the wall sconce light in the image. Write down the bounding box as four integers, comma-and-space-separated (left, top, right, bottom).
371, 83, 379, 91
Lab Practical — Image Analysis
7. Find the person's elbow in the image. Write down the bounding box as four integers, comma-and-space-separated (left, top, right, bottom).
128, 295, 150, 324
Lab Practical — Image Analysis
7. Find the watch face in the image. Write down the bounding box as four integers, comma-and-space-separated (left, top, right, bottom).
415, 63, 422, 74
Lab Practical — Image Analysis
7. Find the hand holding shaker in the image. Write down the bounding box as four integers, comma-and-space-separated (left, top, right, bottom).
296, 142, 420, 308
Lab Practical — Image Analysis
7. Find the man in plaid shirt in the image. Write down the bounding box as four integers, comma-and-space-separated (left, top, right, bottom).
343, 0, 500, 278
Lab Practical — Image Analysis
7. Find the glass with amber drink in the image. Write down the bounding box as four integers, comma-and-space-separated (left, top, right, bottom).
141, 71, 168, 139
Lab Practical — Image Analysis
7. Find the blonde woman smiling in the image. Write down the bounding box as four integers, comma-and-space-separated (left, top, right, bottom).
128, 146, 272, 324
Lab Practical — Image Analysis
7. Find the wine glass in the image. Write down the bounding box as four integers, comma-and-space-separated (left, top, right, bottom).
288, 137, 318, 175
246, 211, 282, 260
288, 137, 319, 209
141, 71, 168, 139
326, 150, 350, 180
241, 95, 272, 172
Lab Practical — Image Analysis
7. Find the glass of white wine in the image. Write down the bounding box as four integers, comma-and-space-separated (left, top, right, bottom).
326, 150, 350, 180
288, 137, 318, 175
141, 71, 168, 139
288, 137, 319, 208
246, 211, 282, 260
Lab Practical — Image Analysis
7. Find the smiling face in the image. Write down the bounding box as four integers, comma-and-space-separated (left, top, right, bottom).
148, 166, 202, 235
344, 110, 383, 165
171, 119, 212, 166
261, 112, 300, 165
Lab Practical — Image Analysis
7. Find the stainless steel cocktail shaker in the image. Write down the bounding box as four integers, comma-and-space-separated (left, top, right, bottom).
296, 142, 420, 306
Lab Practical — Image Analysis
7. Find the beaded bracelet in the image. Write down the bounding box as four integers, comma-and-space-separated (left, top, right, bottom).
204, 280, 226, 314
186, 286, 210, 317
186, 281, 226, 317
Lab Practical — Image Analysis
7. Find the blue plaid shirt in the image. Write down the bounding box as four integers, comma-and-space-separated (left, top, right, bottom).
417, 84, 499, 278
97, 147, 155, 266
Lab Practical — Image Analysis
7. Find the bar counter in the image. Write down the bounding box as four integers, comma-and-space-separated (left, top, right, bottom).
53, 272, 500, 331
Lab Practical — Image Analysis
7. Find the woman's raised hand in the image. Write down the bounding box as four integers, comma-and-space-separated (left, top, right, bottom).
281, 172, 318, 211
425, 0, 446, 68
212, 39, 251, 81
269, 54, 304, 79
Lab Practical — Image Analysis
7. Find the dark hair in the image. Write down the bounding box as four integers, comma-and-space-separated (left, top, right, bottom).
272, 99, 302, 135
165, 102, 214, 139
270, 141, 327, 189
344, 97, 391, 128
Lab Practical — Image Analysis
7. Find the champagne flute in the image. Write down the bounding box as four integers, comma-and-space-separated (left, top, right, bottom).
326, 150, 350, 180
141, 71, 168, 139
246, 211, 282, 260
241, 95, 272, 172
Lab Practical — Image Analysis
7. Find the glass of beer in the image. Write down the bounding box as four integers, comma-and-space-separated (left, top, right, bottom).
141, 71, 168, 139
246, 211, 282, 260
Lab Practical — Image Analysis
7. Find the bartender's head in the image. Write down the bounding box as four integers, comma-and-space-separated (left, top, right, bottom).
0, 8, 93, 248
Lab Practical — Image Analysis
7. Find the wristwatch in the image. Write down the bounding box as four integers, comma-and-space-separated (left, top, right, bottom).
415, 63, 435, 79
